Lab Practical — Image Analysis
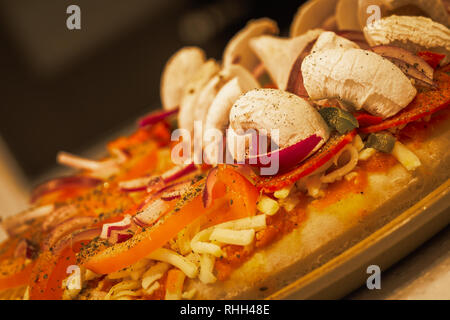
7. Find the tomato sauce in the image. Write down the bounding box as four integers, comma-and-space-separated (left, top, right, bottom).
215, 195, 309, 281
311, 169, 368, 210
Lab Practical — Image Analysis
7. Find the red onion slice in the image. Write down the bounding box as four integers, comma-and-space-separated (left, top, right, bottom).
31, 176, 101, 204
57, 152, 116, 171
116, 233, 133, 244
134, 199, 170, 226
160, 181, 191, 201
119, 176, 154, 192
161, 162, 197, 184
14, 239, 38, 260
42, 205, 79, 232
100, 215, 132, 239
42, 216, 97, 251
51, 227, 101, 256
246, 134, 322, 173
2, 204, 54, 235
371, 45, 434, 80
138, 108, 179, 127
120, 164, 196, 195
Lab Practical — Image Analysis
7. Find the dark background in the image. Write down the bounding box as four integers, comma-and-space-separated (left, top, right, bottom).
0, 0, 306, 183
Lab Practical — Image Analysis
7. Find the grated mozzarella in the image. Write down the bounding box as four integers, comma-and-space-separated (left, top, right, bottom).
209, 228, 255, 246
148, 248, 199, 279
391, 141, 421, 171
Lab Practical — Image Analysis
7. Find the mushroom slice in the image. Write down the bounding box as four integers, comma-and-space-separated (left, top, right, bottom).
223, 18, 279, 72
311, 31, 360, 52
364, 15, 450, 61
336, 0, 361, 30
193, 65, 259, 129
161, 47, 206, 110
301, 48, 417, 118
250, 29, 324, 90
229, 89, 330, 154
357, 0, 450, 30
203, 78, 245, 164
178, 59, 220, 133
290, 0, 339, 37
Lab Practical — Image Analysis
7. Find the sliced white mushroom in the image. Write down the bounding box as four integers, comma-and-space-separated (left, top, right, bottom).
364, 15, 450, 62
301, 48, 417, 118
290, 0, 339, 37
336, 0, 361, 30
229, 89, 330, 152
249, 29, 324, 90
193, 64, 259, 128
311, 31, 361, 52
160, 47, 206, 110
203, 75, 259, 164
178, 59, 220, 133
357, 0, 450, 30
223, 18, 279, 72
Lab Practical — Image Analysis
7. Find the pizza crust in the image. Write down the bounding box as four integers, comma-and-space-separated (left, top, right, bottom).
188, 115, 450, 299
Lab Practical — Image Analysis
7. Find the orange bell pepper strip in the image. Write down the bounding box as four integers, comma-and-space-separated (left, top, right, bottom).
29, 241, 85, 300
83, 167, 259, 275
0, 258, 35, 291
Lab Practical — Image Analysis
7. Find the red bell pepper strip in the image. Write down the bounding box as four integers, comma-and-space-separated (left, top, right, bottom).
417, 51, 446, 70
361, 70, 450, 134
353, 112, 383, 127
255, 130, 357, 192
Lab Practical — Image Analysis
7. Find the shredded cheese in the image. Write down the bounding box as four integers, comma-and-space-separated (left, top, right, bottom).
279, 195, 300, 212
141, 262, 170, 290
147, 248, 199, 278
344, 172, 358, 181
391, 141, 421, 171
176, 221, 200, 255
144, 282, 160, 296
209, 228, 255, 246
321, 145, 359, 184
182, 288, 197, 300
104, 280, 140, 300
213, 214, 267, 231
359, 148, 376, 161
353, 134, 364, 151
190, 229, 223, 257
257, 195, 279, 216
199, 254, 217, 284
304, 174, 324, 198
273, 185, 292, 199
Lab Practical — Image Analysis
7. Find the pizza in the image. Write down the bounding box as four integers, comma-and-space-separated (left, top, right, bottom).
0, 0, 449, 300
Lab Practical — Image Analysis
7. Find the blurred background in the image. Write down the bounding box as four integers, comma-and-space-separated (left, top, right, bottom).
0, 0, 306, 215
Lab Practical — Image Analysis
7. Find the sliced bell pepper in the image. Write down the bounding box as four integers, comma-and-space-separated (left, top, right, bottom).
361, 70, 450, 134
353, 111, 383, 127
255, 130, 357, 192
0, 258, 35, 291
82, 167, 258, 275
28, 243, 83, 300
202, 166, 259, 228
